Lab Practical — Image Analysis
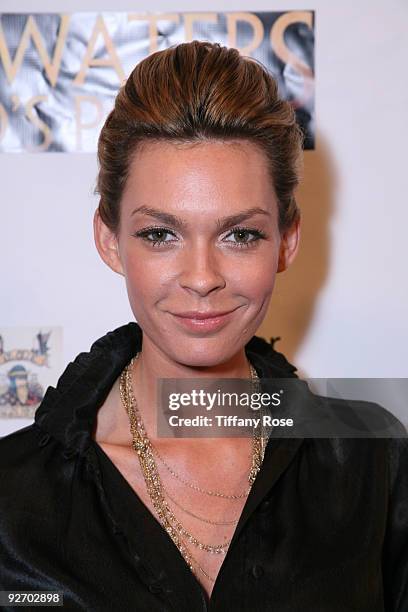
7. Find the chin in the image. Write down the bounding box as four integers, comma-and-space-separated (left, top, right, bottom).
167, 339, 243, 369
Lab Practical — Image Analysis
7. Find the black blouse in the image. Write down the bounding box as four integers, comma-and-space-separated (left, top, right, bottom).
0, 322, 407, 611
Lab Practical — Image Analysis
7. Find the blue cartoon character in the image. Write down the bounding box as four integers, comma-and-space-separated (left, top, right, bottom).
0, 365, 43, 406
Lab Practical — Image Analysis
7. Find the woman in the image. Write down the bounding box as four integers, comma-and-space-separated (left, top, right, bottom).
0, 41, 407, 611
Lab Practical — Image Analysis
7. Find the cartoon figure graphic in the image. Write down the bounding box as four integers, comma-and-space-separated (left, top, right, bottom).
0, 326, 61, 416
10, 365, 29, 405
0, 364, 44, 406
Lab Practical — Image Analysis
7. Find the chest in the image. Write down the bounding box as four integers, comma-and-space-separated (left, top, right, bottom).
97, 441, 250, 598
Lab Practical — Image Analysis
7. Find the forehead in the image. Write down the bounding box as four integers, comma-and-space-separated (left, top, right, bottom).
121, 139, 277, 219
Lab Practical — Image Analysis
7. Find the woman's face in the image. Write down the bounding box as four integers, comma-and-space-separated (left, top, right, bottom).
96, 139, 299, 367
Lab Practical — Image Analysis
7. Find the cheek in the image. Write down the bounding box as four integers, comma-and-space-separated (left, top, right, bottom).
124, 265, 158, 302
231, 251, 279, 297
121, 245, 171, 309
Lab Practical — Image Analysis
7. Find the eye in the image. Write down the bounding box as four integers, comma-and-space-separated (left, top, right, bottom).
133, 226, 178, 247
223, 227, 266, 248
132, 225, 267, 249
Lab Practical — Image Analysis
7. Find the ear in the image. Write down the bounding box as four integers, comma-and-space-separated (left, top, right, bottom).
277, 218, 301, 273
93, 209, 124, 276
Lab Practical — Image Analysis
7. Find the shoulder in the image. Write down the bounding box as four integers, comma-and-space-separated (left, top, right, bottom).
0, 421, 82, 538
0, 422, 57, 472
308, 395, 408, 490
316, 393, 407, 438
296, 436, 408, 513
274, 378, 408, 439
0, 423, 43, 465
0, 424, 53, 506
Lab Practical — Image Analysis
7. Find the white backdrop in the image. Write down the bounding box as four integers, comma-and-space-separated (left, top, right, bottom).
2, 0, 408, 435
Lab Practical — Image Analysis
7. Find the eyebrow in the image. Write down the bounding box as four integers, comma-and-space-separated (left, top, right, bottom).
130, 205, 271, 232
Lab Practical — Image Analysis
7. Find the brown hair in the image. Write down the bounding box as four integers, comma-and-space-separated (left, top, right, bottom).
96, 40, 303, 234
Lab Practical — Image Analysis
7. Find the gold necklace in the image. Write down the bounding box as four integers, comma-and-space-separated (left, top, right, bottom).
120, 359, 233, 555
163, 486, 240, 526
151, 361, 263, 500
119, 354, 267, 582
153, 440, 251, 499
120, 362, 223, 581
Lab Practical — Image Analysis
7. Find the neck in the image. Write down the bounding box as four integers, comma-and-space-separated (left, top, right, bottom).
129, 334, 252, 444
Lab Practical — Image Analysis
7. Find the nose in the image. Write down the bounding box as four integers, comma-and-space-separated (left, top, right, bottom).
178, 241, 226, 297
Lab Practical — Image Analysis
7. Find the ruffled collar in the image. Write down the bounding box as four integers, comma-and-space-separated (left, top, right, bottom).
34, 322, 298, 454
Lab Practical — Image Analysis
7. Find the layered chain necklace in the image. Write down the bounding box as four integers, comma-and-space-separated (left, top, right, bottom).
119, 353, 267, 583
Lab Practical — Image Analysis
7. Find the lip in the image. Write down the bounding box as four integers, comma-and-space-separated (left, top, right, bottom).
173, 309, 238, 320
170, 307, 241, 332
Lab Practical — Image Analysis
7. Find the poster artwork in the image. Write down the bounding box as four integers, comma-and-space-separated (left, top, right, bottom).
0, 327, 63, 418
0, 11, 315, 152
